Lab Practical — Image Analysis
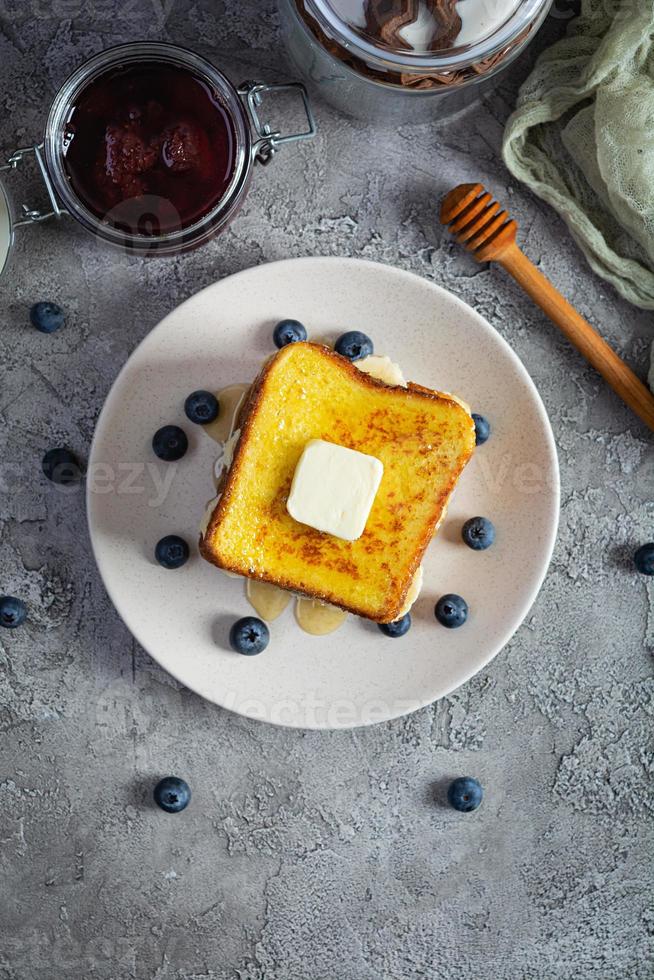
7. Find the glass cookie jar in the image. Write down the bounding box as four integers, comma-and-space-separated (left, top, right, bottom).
0, 41, 316, 276
279, 0, 552, 121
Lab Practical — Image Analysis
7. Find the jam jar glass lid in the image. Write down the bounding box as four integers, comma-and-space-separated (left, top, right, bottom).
306, 0, 550, 68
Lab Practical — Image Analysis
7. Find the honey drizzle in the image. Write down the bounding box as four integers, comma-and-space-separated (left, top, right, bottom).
295, 598, 348, 636
205, 384, 250, 444
246, 580, 291, 622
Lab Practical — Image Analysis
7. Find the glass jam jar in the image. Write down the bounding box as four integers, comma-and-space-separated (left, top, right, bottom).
279, 0, 551, 120
0, 41, 315, 271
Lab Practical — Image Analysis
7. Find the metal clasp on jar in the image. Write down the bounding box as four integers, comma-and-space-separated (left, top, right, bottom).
238, 81, 316, 166
0, 143, 67, 226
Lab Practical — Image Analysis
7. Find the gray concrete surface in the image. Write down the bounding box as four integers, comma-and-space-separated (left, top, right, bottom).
0, 3, 652, 978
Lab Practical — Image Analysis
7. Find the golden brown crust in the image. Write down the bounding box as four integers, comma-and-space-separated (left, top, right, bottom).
199, 342, 474, 622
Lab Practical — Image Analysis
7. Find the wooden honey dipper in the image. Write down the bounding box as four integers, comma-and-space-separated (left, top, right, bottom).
440, 183, 654, 433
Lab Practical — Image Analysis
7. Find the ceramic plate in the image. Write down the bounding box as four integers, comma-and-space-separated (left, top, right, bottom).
87, 257, 559, 729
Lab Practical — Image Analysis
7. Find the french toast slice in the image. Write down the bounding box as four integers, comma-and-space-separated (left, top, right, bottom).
200, 342, 475, 622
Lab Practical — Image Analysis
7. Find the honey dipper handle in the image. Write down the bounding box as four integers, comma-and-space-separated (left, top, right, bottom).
498, 242, 654, 432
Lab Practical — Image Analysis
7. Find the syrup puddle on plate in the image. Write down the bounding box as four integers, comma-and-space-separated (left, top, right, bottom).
246, 580, 291, 622
205, 384, 249, 444
245, 580, 347, 635
295, 598, 348, 635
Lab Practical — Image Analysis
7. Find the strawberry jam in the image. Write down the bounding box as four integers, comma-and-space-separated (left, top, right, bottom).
63, 63, 237, 235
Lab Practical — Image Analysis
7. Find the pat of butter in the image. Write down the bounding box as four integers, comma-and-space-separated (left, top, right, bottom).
214, 428, 240, 483
200, 495, 220, 536
287, 439, 383, 541
356, 354, 406, 387
397, 565, 424, 618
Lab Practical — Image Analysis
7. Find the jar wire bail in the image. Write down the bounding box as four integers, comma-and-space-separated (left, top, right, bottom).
1, 143, 67, 227
238, 81, 317, 166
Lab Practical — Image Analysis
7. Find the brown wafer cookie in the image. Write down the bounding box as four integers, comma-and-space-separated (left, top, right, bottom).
472, 27, 531, 72
425, 0, 462, 51
364, 0, 419, 49
400, 70, 461, 87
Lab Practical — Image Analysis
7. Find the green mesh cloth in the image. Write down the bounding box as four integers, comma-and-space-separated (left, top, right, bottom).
502, 0, 654, 311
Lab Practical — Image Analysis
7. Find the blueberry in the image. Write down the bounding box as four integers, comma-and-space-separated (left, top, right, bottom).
634, 543, 654, 576
155, 535, 190, 569
0, 596, 27, 629
152, 425, 188, 462
184, 390, 219, 425
273, 319, 307, 348
229, 616, 269, 655
378, 613, 411, 637
42, 447, 82, 485
153, 776, 191, 813
30, 301, 65, 334
472, 413, 490, 446
334, 331, 373, 361
435, 593, 468, 628
447, 776, 483, 813
462, 516, 495, 551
